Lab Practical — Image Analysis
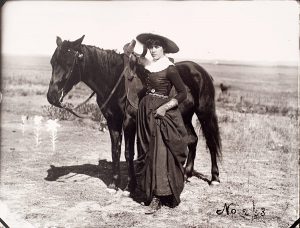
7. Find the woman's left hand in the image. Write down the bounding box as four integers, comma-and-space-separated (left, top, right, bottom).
154, 106, 167, 118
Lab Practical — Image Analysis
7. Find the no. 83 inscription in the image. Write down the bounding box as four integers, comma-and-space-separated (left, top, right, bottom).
216, 201, 265, 220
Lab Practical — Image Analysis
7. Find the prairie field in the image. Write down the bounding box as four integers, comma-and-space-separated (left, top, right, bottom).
0, 55, 298, 227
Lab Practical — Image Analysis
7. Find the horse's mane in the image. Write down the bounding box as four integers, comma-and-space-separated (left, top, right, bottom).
82, 44, 123, 76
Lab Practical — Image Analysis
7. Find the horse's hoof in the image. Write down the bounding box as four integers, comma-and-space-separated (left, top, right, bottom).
210, 181, 220, 186
108, 183, 118, 191
122, 190, 131, 197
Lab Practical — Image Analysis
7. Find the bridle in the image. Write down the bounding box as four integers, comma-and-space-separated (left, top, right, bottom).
57, 47, 136, 118
57, 49, 95, 118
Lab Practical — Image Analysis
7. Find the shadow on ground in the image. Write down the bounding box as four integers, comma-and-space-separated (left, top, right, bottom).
44, 159, 128, 188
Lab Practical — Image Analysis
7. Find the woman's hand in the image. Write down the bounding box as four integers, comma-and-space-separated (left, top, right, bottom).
154, 106, 167, 118
154, 98, 178, 118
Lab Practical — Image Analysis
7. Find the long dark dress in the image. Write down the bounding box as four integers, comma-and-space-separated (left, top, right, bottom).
136, 64, 188, 207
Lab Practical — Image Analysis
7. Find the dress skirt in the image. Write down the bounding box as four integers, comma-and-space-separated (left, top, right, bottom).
136, 94, 188, 206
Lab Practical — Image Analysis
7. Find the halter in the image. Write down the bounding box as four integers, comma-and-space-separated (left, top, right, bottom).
59, 50, 83, 102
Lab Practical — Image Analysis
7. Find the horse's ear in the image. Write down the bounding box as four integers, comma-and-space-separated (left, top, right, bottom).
123, 40, 136, 54
72, 35, 85, 48
56, 36, 63, 47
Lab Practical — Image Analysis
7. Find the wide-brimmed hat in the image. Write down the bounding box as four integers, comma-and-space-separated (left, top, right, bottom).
136, 33, 179, 53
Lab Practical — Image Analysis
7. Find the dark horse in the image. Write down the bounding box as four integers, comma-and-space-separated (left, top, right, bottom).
47, 35, 221, 192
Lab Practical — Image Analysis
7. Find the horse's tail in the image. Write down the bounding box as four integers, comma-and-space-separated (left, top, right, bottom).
197, 108, 222, 160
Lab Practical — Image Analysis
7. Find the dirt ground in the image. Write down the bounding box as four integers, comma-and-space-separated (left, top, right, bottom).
0, 58, 299, 227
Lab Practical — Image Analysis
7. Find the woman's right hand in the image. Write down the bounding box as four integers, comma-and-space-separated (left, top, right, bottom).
154, 106, 167, 118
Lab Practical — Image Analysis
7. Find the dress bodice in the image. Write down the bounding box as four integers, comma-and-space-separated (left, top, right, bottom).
145, 68, 172, 96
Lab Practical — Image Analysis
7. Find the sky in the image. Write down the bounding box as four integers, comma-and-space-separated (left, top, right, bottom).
1, 1, 299, 64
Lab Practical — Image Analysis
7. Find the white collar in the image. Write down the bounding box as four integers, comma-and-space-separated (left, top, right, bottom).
145, 56, 174, 73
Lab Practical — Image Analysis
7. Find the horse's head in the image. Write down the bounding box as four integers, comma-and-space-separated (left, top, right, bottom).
47, 35, 85, 107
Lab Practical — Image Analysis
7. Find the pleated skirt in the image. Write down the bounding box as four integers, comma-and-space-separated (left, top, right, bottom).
136, 94, 188, 206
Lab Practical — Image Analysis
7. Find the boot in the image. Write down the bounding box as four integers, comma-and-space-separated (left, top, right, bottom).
145, 196, 161, 214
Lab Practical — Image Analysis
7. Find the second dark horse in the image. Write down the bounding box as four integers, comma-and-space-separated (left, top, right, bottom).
47, 35, 222, 192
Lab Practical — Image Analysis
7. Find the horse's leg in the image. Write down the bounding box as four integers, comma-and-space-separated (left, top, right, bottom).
184, 117, 198, 180
196, 110, 221, 185
106, 117, 123, 190
123, 104, 137, 192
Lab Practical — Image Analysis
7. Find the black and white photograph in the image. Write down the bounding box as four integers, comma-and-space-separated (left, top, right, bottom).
0, 1, 299, 227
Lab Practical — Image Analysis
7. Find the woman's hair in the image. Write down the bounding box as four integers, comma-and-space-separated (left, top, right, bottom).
145, 38, 166, 51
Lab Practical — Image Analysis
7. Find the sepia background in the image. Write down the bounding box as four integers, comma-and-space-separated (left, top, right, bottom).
1, 1, 299, 227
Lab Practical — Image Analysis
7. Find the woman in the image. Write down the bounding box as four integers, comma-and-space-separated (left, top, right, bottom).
135, 33, 188, 214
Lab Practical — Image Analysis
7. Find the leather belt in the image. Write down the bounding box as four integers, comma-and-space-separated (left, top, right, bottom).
146, 91, 168, 99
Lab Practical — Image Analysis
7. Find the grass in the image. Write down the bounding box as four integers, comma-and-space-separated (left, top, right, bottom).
216, 92, 298, 119
41, 103, 106, 123
193, 108, 298, 227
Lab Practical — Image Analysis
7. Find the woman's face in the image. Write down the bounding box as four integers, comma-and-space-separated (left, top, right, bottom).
149, 45, 164, 61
